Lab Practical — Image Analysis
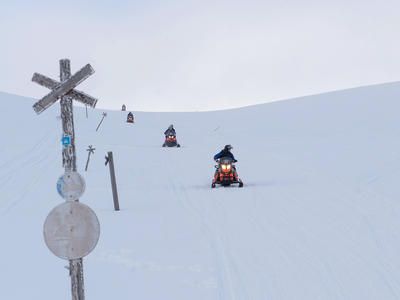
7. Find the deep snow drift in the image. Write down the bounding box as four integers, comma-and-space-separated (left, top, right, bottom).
1, 82, 400, 299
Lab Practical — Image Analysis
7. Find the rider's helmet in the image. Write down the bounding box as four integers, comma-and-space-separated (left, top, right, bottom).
168, 124, 174, 129
224, 144, 233, 151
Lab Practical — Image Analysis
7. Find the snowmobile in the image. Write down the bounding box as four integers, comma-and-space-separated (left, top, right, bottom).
162, 134, 180, 147
212, 157, 243, 188
127, 113, 134, 123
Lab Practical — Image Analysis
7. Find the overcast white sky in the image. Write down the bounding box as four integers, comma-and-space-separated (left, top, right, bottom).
1, 0, 399, 111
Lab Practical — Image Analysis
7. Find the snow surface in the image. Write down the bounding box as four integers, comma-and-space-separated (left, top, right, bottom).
1, 83, 400, 299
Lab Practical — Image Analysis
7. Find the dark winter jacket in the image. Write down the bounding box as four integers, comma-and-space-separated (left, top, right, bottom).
164, 128, 176, 136
214, 150, 236, 161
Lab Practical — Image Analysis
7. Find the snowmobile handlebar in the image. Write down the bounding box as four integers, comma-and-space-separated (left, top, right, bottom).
215, 159, 237, 163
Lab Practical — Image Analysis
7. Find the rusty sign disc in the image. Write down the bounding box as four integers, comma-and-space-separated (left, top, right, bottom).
44, 202, 100, 260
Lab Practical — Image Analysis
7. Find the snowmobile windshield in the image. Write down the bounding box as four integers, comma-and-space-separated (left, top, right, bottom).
220, 157, 233, 165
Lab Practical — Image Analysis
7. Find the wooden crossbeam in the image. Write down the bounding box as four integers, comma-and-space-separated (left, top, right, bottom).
32, 73, 97, 108
33, 64, 95, 114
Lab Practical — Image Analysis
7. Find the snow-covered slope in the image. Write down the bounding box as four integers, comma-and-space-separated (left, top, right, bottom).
2, 82, 400, 300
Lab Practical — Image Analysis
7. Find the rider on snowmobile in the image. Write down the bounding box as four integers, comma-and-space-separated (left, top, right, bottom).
214, 144, 237, 162
211, 144, 243, 187
164, 124, 176, 137
127, 111, 134, 123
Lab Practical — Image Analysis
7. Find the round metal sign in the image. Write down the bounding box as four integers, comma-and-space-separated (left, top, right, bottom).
43, 202, 100, 260
57, 171, 86, 201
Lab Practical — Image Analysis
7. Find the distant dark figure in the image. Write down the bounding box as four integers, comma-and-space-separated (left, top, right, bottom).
163, 124, 180, 147
127, 112, 134, 123
122, 104, 126, 111
164, 124, 176, 137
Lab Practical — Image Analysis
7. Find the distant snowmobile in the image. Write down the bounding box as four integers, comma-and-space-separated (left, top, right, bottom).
127, 112, 134, 123
162, 124, 180, 147
212, 157, 243, 188
162, 134, 180, 147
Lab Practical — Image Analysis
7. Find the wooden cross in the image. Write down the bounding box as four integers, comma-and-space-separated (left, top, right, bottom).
32, 63, 97, 114
33, 59, 97, 171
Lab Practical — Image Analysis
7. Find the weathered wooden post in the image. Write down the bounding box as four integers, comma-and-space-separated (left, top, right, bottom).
32, 59, 100, 300
85, 145, 95, 172
96, 112, 107, 132
105, 151, 120, 211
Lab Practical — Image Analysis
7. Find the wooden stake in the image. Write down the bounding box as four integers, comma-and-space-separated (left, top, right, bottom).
85, 145, 95, 172
96, 112, 107, 132
105, 151, 120, 211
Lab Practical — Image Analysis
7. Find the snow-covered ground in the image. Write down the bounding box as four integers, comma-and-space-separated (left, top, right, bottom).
1, 82, 400, 299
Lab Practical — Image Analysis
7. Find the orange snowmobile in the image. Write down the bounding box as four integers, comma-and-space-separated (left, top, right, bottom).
212, 157, 243, 188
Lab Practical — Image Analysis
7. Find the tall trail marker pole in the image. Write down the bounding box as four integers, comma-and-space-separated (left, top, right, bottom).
105, 151, 120, 211
96, 112, 107, 132
85, 145, 95, 172
32, 59, 100, 300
